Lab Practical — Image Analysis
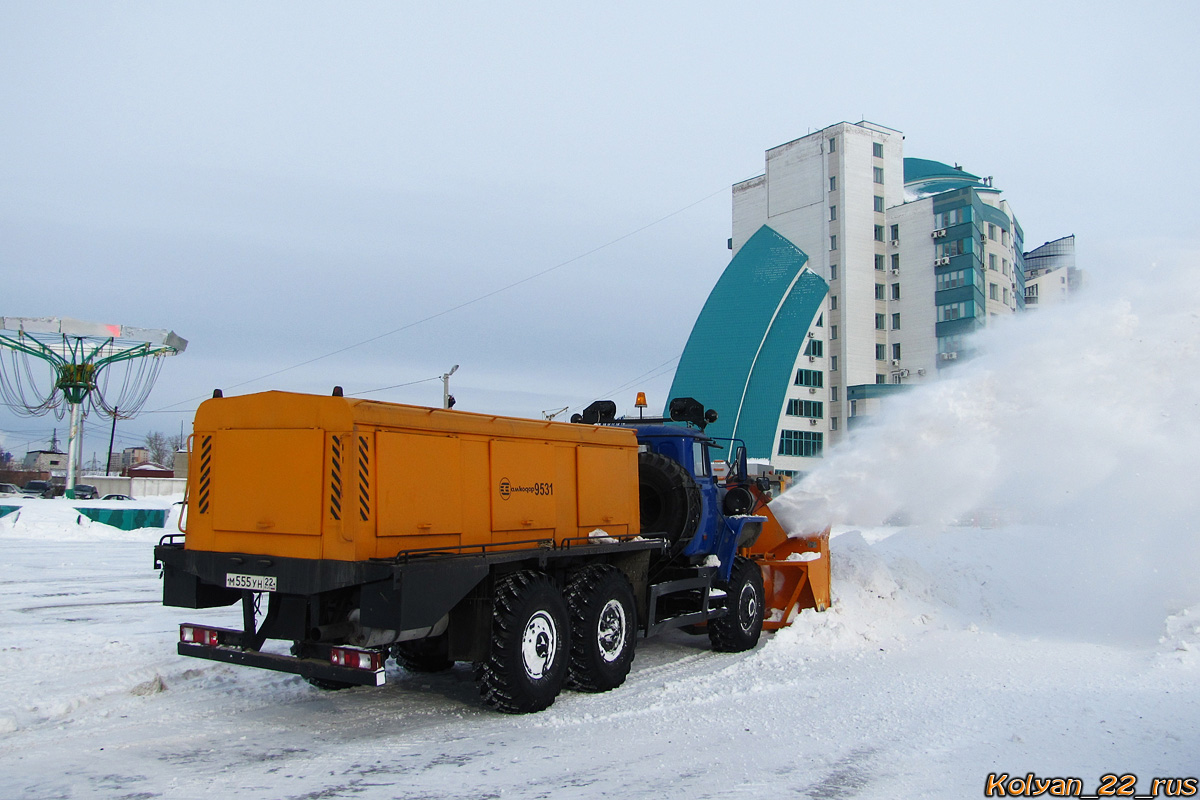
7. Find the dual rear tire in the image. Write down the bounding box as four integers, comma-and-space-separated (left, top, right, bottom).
474, 566, 636, 713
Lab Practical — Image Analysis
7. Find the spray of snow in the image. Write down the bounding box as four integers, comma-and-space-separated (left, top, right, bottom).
769, 256, 1200, 639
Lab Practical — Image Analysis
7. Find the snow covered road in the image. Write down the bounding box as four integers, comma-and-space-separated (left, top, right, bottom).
1, 512, 1196, 799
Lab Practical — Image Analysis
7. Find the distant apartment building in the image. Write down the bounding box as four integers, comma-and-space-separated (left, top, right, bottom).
108, 446, 150, 475
1023, 234, 1082, 309
671, 120, 1062, 476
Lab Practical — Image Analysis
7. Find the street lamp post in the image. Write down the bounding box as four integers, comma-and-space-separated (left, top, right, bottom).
442, 364, 459, 409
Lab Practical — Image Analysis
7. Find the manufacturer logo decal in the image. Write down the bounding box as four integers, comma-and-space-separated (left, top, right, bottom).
497, 478, 553, 500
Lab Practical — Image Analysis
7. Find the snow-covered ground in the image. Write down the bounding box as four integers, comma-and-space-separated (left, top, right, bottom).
0, 504, 1196, 799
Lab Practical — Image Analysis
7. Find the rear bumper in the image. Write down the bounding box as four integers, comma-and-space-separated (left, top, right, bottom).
178, 638, 384, 687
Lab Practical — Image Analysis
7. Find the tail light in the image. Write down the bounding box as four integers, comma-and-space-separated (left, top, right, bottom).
330, 647, 383, 671
180, 625, 220, 646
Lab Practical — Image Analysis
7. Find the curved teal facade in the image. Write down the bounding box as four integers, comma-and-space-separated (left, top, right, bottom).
667, 226, 828, 459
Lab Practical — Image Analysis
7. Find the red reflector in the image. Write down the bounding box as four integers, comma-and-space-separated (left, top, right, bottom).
180, 625, 219, 646
330, 647, 381, 671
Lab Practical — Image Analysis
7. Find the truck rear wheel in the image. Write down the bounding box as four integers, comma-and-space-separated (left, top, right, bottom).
708, 556, 765, 653
564, 565, 636, 692
638, 451, 701, 557
474, 570, 570, 713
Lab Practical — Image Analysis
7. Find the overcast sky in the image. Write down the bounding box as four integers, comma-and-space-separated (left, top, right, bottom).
2, 1, 1197, 462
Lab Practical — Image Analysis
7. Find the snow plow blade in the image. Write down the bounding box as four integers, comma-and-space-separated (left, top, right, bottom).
740, 489, 830, 630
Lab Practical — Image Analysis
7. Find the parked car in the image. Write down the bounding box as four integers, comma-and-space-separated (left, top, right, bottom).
21, 480, 53, 498
101, 494, 134, 501
73, 484, 99, 500
0, 483, 21, 498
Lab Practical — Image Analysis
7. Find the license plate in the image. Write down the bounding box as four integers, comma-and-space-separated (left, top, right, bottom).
225, 573, 277, 592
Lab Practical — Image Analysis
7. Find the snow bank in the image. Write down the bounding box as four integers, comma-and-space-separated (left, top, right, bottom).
0, 499, 180, 542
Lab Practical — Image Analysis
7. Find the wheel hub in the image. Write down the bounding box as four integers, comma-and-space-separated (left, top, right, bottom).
738, 583, 758, 633
521, 610, 558, 680
596, 599, 627, 663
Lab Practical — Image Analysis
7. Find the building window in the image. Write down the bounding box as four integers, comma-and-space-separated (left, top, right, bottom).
830, 264, 837, 281
988, 223, 997, 241
831, 386, 839, 401
873, 167, 884, 184
937, 269, 967, 291
989, 283, 999, 300
891, 283, 900, 300
875, 343, 886, 360
874, 225, 885, 242
935, 207, 970, 228
830, 295, 838, 310
831, 417, 838, 431
1002, 229, 1009, 246
1003, 286, 1010, 304
786, 399, 824, 418
1002, 258, 1009, 276
873, 141, 884, 158
816, 313, 823, 327
989, 253, 997, 271
805, 339, 823, 357
890, 224, 899, 241
830, 235, 837, 251
830, 324, 838, 340
830, 205, 837, 221
829, 137, 837, 153
891, 253, 900, 270
875, 283, 885, 300
892, 312, 900, 330
892, 343, 901, 360
936, 238, 973, 258
874, 195, 884, 212
874, 254, 885, 270
875, 313, 885, 330
779, 430, 823, 458
937, 300, 975, 322
794, 368, 823, 388
831, 355, 838, 371
829, 175, 837, 192
876, 374, 885, 385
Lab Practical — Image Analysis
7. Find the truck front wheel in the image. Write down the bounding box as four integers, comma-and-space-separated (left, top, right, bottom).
474, 570, 570, 713
708, 556, 765, 653
564, 565, 636, 692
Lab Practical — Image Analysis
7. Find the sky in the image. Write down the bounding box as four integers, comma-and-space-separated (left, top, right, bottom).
2, 0, 1198, 463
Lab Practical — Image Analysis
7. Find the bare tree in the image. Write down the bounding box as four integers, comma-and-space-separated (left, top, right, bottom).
144, 431, 173, 466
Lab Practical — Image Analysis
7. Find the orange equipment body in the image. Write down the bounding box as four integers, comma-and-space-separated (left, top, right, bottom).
184, 391, 640, 562
738, 486, 831, 630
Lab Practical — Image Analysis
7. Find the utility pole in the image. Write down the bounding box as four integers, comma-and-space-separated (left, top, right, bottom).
106, 407, 118, 476
442, 364, 459, 409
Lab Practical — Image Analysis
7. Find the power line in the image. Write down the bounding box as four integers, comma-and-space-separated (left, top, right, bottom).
148, 185, 728, 414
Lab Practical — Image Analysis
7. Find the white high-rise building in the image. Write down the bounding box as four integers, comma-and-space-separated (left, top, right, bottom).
728, 121, 1027, 454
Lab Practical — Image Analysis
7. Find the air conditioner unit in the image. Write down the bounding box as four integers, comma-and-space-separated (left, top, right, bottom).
940, 351, 958, 361
809, 419, 819, 426
808, 356, 816, 362
808, 387, 817, 394
890, 239, 900, 247
890, 268, 899, 275
935, 257, 951, 266
890, 359, 900, 366
932, 229, 947, 238
807, 332, 815, 338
